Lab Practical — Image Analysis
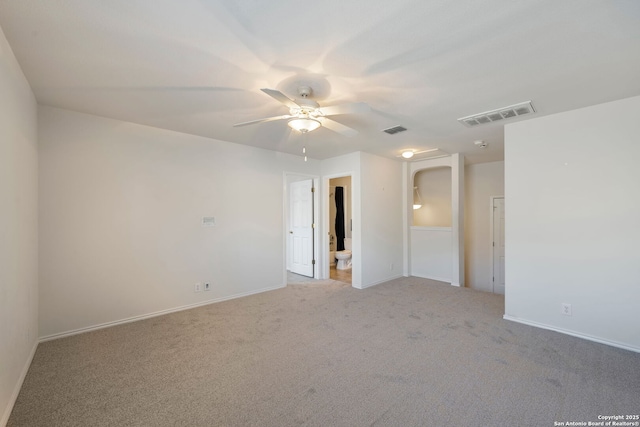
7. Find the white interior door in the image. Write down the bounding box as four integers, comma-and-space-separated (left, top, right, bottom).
290, 179, 314, 277
492, 197, 505, 294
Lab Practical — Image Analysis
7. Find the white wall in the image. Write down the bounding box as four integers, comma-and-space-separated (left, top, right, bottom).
38, 106, 321, 338
464, 161, 504, 292
505, 96, 640, 351
359, 152, 404, 288
321, 152, 403, 289
0, 26, 39, 426
410, 228, 452, 282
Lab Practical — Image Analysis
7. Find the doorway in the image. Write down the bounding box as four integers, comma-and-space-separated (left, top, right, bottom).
328, 176, 352, 284
289, 179, 314, 277
285, 174, 319, 283
491, 197, 505, 294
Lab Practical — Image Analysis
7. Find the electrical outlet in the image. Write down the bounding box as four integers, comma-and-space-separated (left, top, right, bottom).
561, 303, 572, 316
204, 283, 211, 291
194, 283, 202, 293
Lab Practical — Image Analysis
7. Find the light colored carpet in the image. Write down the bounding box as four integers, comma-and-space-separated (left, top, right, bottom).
8, 277, 640, 426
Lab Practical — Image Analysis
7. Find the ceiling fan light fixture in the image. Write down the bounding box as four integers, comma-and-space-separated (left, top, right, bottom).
288, 117, 321, 133
234, 88, 365, 136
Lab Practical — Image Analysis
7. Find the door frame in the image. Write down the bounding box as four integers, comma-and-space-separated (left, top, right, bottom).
490, 196, 505, 294
323, 173, 353, 281
284, 173, 320, 283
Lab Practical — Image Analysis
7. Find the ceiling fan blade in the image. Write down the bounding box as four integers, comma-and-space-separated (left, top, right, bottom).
83, 86, 245, 92
233, 115, 292, 127
260, 88, 300, 110
317, 117, 358, 137
319, 102, 371, 116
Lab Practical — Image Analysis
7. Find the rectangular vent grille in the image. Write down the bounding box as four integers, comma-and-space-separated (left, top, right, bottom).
458, 101, 535, 127
382, 125, 407, 135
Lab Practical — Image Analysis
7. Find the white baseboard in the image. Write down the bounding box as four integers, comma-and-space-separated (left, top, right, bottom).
355, 274, 404, 290
1, 340, 38, 427
503, 315, 640, 354
39, 284, 285, 343
411, 274, 453, 285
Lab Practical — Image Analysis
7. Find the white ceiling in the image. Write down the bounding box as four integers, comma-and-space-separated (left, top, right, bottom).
1, 0, 639, 163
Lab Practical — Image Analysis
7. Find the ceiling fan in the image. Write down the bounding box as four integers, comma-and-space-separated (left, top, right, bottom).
233, 86, 370, 136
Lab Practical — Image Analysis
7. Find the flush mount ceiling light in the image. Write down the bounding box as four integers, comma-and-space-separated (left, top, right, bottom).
288, 117, 321, 133
398, 148, 447, 161
458, 101, 535, 127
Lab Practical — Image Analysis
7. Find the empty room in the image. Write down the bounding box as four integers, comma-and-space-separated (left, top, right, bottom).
1, 1, 639, 426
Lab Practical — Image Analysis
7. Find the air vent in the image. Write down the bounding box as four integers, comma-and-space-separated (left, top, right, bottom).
382, 125, 407, 135
458, 101, 535, 127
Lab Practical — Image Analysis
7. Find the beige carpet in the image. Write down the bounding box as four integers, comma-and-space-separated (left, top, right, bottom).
8, 277, 640, 426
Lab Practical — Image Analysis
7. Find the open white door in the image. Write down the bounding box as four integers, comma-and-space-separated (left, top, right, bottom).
289, 179, 314, 277
492, 197, 505, 294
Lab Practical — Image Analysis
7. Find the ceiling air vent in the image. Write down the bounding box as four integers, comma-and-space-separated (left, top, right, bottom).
458, 101, 535, 127
382, 125, 407, 135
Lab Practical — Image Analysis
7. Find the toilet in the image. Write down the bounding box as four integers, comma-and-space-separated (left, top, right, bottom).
335, 238, 352, 270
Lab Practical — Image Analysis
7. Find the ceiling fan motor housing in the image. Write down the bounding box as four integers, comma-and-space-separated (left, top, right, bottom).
291, 98, 320, 116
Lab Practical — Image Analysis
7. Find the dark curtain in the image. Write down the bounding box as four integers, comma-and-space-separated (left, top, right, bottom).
335, 187, 345, 251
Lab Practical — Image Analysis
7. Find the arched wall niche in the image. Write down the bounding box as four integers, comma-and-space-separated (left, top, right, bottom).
412, 166, 452, 227
407, 154, 464, 287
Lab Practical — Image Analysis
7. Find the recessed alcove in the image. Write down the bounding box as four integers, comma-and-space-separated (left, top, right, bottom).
407, 154, 464, 286
413, 166, 452, 227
